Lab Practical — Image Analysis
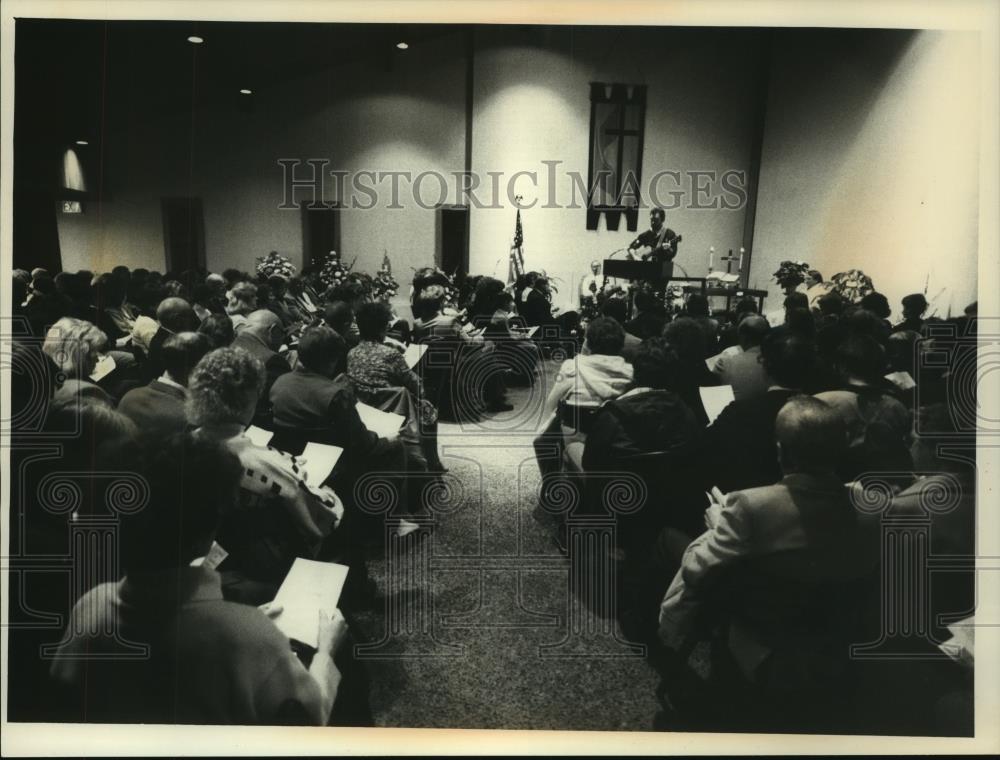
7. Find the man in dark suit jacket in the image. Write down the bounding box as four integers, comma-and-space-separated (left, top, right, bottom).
660, 396, 880, 704
270, 325, 412, 540
118, 332, 212, 439
520, 277, 557, 328
270, 326, 396, 462
141, 297, 200, 383
232, 309, 292, 423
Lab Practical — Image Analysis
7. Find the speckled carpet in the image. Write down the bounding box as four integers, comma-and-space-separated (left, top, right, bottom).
350, 358, 663, 730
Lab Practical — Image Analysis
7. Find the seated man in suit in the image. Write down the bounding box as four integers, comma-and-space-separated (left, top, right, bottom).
270, 326, 416, 538
520, 275, 557, 329
137, 296, 199, 383
712, 315, 771, 401
117, 331, 212, 439
271, 326, 399, 461
520, 275, 581, 357
658, 397, 880, 724
232, 309, 292, 423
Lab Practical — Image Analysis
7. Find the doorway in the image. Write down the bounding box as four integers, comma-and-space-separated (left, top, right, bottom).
436, 205, 469, 276
302, 201, 341, 269
161, 197, 206, 274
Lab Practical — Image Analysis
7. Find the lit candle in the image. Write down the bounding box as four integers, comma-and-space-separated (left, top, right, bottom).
739, 247, 745, 273
708, 246, 715, 272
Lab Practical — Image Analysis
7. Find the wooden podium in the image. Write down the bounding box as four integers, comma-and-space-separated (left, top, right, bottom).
602, 258, 674, 282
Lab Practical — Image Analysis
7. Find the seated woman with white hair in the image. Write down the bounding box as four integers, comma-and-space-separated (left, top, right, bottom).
225, 281, 259, 332
42, 316, 114, 409
186, 346, 346, 604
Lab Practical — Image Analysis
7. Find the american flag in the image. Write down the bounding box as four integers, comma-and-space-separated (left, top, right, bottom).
508, 207, 525, 285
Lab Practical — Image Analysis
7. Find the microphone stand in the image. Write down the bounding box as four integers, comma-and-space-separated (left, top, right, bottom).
602, 248, 628, 290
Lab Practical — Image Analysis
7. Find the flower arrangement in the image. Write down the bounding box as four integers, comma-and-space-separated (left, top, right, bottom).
372, 252, 399, 302
829, 269, 875, 304
372, 270, 399, 302
772, 260, 810, 291
319, 250, 352, 290
255, 251, 296, 280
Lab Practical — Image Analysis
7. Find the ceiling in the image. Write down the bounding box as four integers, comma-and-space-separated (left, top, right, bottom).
14, 18, 463, 163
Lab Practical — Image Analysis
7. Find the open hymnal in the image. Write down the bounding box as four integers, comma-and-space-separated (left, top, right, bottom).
244, 424, 274, 447
885, 370, 916, 391
699, 384, 736, 426
403, 342, 428, 369
89, 354, 117, 382
190, 541, 228, 570
298, 441, 344, 486
271, 558, 350, 649
356, 401, 405, 438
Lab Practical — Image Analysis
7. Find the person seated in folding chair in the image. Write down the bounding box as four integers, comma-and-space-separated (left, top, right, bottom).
533, 317, 633, 483
348, 301, 444, 473
656, 396, 880, 733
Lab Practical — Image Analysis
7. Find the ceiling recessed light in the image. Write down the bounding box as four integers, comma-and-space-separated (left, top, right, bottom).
187, 35, 204, 44
239, 88, 253, 95
75, 140, 89, 146
396, 41, 409, 50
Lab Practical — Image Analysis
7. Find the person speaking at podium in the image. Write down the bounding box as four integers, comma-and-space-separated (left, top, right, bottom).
626, 207, 680, 289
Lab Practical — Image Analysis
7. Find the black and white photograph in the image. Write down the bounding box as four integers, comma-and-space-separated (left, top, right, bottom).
2, 0, 998, 755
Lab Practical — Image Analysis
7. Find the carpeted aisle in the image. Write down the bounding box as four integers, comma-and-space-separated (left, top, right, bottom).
351, 359, 663, 730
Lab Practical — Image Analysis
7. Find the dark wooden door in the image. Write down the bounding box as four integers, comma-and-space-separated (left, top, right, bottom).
302, 202, 341, 269
437, 206, 469, 276
162, 197, 206, 274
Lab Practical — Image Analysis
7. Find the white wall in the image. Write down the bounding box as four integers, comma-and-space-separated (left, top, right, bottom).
468, 26, 763, 311
56, 108, 199, 273
53, 25, 981, 323
57, 31, 467, 277
197, 29, 467, 275
751, 29, 980, 317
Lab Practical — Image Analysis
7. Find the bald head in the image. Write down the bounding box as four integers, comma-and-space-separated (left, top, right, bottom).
156, 297, 197, 333
244, 309, 284, 350
161, 331, 213, 386
737, 315, 770, 349
775, 396, 846, 475
205, 273, 226, 295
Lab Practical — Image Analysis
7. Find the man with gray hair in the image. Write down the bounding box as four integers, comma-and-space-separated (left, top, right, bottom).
712, 314, 771, 400
231, 309, 292, 421
658, 396, 879, 706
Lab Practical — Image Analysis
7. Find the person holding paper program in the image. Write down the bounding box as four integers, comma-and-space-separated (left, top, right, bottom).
270, 326, 423, 541
188, 347, 348, 605
50, 434, 352, 725
658, 397, 881, 705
